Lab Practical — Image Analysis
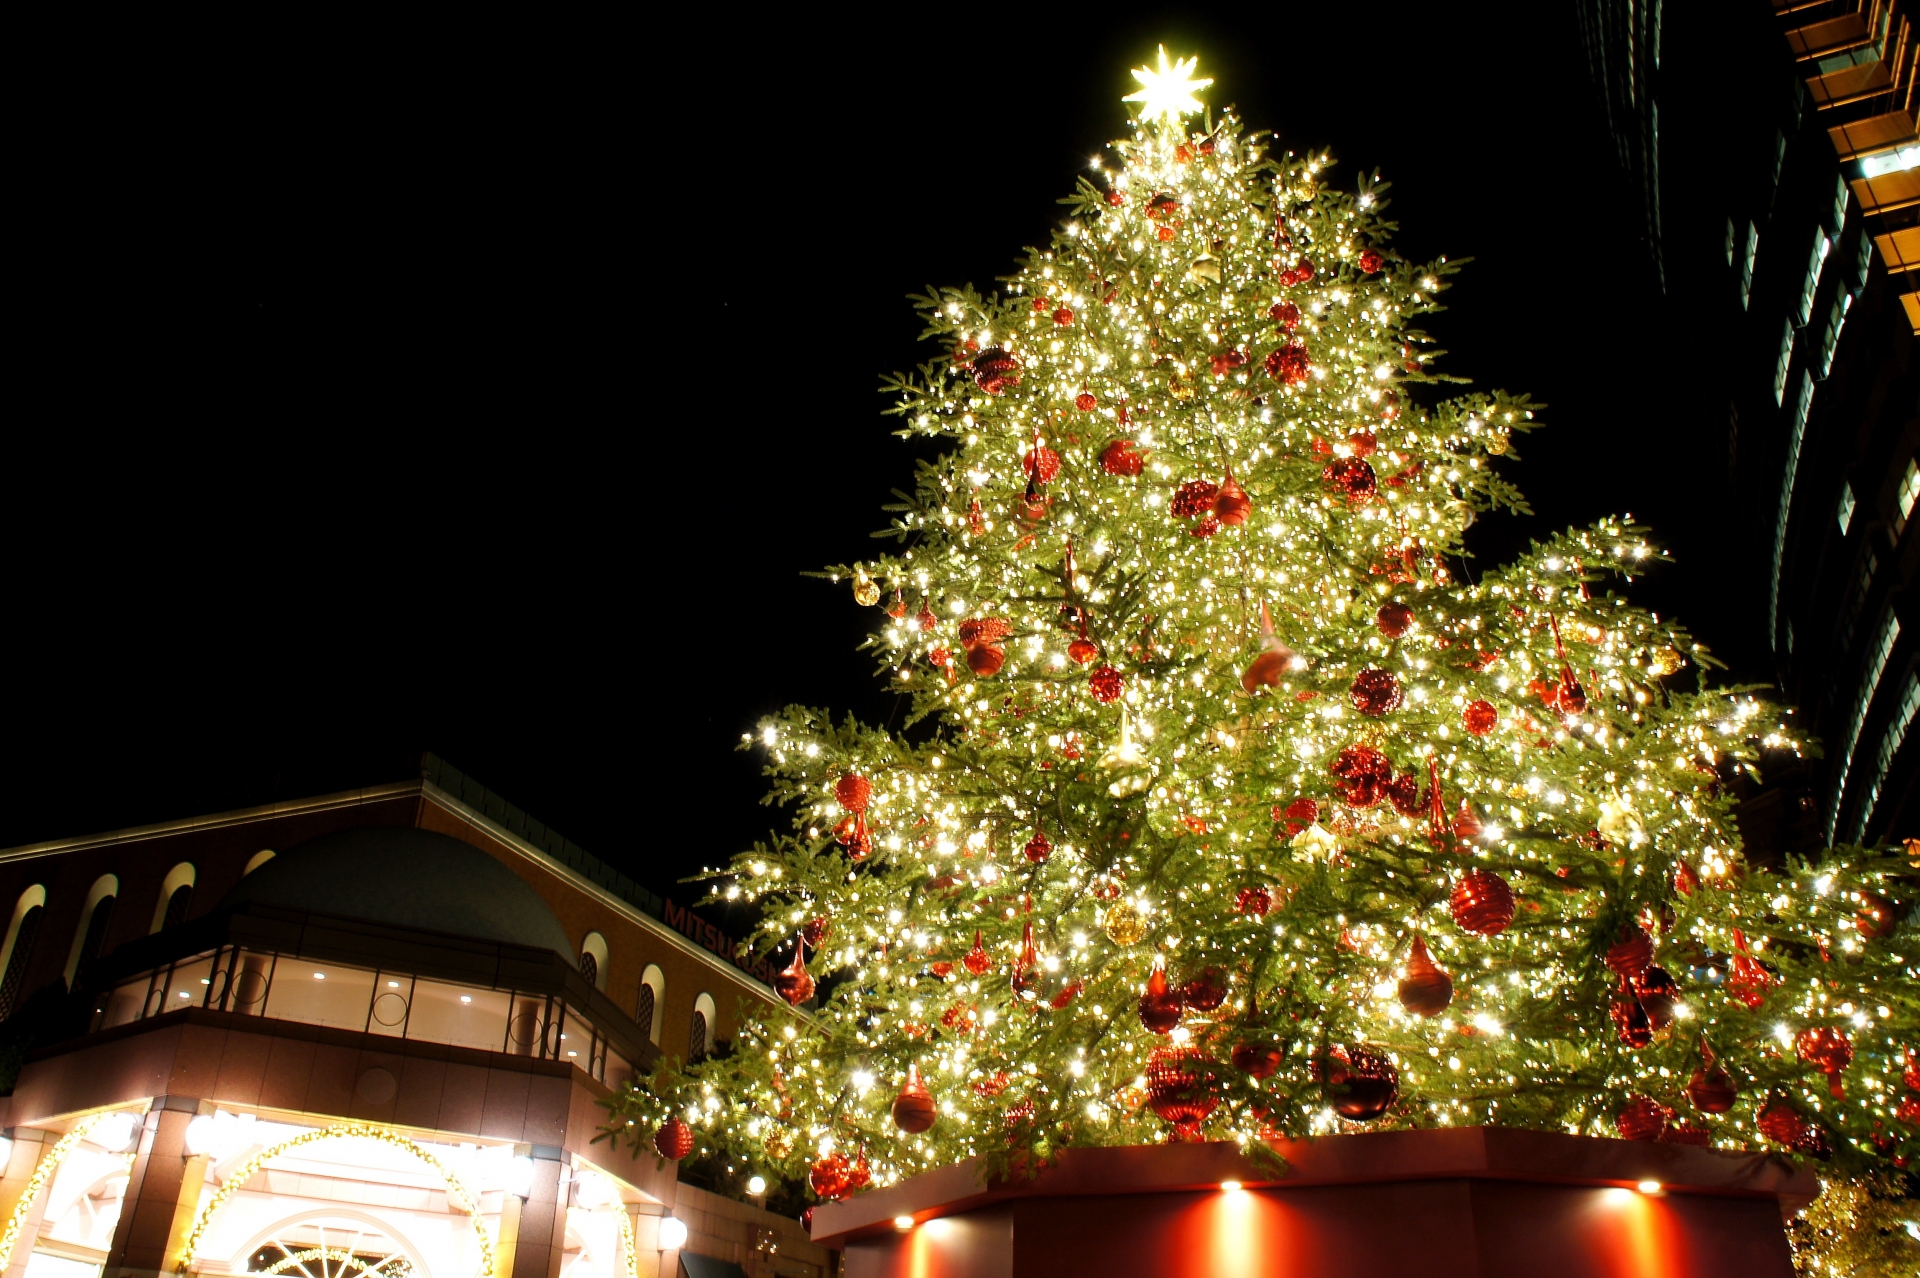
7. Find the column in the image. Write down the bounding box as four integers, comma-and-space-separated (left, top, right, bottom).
102, 1099, 208, 1278
508, 1145, 570, 1278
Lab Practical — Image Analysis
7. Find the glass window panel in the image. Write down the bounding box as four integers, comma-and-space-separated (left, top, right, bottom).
100, 978, 145, 1029
230, 951, 274, 1015
505, 995, 547, 1056
603, 1050, 631, 1092
368, 974, 413, 1038
561, 1009, 594, 1069
406, 981, 511, 1053
263, 960, 376, 1031
164, 954, 216, 1012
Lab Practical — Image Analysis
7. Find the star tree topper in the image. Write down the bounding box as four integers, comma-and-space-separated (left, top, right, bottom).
1124, 46, 1212, 123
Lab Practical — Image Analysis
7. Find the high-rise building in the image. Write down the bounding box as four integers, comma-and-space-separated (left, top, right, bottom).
1583, 1, 1918, 852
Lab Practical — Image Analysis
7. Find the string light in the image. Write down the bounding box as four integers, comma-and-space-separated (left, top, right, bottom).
178, 1123, 495, 1278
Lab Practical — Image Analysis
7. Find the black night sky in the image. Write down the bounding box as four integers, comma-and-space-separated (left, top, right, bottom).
9, 9, 1755, 903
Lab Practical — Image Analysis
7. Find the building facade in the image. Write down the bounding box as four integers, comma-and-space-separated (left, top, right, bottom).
1754, 0, 1918, 849
1582, 1, 1919, 851
0, 767, 825, 1278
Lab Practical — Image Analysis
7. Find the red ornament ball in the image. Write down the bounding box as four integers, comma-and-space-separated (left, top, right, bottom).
1231, 1041, 1282, 1078
808, 1152, 867, 1201
1633, 965, 1679, 1029
1235, 885, 1272, 917
1179, 966, 1228, 1010
1269, 300, 1302, 330
1757, 1100, 1809, 1149
1449, 869, 1515, 936
966, 645, 1005, 677
1101, 439, 1144, 476
962, 930, 991, 975
1088, 664, 1124, 703
1358, 248, 1384, 273
1664, 1122, 1712, 1147
653, 1116, 695, 1161
1145, 193, 1181, 222
1329, 744, 1394, 808
1156, 225, 1175, 242
1795, 1027, 1853, 1097
1283, 797, 1319, 824
1067, 637, 1100, 664
1106, 189, 1124, 207
1321, 457, 1378, 503
1170, 479, 1220, 519
1075, 391, 1097, 412
1321, 1046, 1399, 1121
1605, 926, 1654, 978
1462, 700, 1499, 736
972, 348, 1021, 395
1611, 987, 1653, 1049
1347, 430, 1378, 458
1265, 340, 1311, 386
1385, 773, 1423, 817
1146, 1046, 1218, 1134
1052, 305, 1074, 326
1024, 830, 1053, 863
1616, 1095, 1670, 1142
1024, 446, 1061, 484
1349, 668, 1404, 717
801, 915, 831, 948
1376, 602, 1413, 637
835, 773, 871, 813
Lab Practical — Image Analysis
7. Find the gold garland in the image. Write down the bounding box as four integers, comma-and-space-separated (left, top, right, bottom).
175, 1123, 493, 1278
619, 1211, 638, 1278
261, 1246, 412, 1278
0, 1113, 111, 1273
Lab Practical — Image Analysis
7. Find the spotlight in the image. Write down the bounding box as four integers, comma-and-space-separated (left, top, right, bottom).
893, 1215, 915, 1231
1636, 1180, 1662, 1195
1219, 1180, 1243, 1192
747, 1175, 767, 1195
657, 1217, 688, 1250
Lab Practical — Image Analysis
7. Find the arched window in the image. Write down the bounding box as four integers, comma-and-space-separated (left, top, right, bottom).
64, 874, 120, 987
634, 984, 654, 1043
638, 964, 664, 1045
151, 863, 196, 934
0, 886, 48, 1022
690, 992, 717, 1062
579, 932, 608, 991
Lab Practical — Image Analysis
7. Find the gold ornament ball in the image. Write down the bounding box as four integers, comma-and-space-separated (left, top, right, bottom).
1485, 426, 1510, 455
1647, 646, 1686, 678
852, 573, 881, 607
1104, 901, 1149, 946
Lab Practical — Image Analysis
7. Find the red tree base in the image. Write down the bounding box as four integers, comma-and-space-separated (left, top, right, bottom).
810, 1127, 1817, 1278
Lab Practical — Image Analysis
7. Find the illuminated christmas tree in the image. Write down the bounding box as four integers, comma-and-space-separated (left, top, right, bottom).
608, 50, 1918, 1229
